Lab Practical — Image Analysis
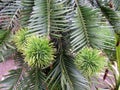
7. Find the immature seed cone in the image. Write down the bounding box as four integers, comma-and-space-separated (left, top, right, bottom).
75, 47, 106, 77
24, 36, 55, 68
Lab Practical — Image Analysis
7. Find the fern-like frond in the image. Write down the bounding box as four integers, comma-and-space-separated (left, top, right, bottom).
24, 68, 47, 90
47, 53, 89, 90
70, 3, 107, 52
0, 68, 24, 90
20, 0, 34, 27
98, 4, 120, 34
0, 0, 21, 30
0, 67, 46, 90
28, 0, 71, 37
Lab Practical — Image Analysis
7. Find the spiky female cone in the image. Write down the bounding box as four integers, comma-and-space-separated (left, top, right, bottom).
75, 47, 106, 77
24, 36, 54, 68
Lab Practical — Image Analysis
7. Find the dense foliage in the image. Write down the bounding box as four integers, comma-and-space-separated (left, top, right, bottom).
0, 0, 120, 90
